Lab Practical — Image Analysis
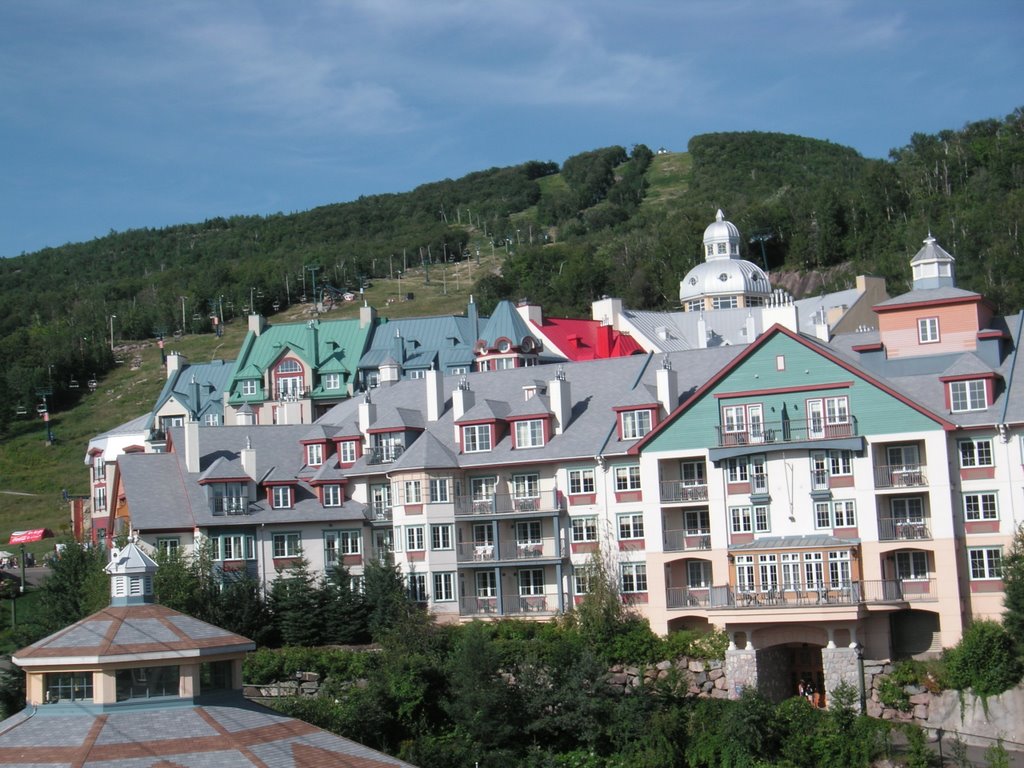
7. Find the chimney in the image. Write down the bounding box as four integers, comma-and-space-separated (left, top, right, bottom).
592, 296, 623, 330
516, 303, 543, 326
452, 378, 474, 445
745, 313, 757, 343
184, 418, 200, 473
165, 352, 186, 379
190, 376, 201, 420
467, 296, 479, 341
359, 302, 377, 329
425, 367, 444, 422
549, 367, 571, 434
696, 314, 708, 349
241, 435, 257, 480
596, 323, 613, 358
761, 292, 799, 333
307, 318, 320, 365
656, 357, 678, 416
279, 400, 303, 424
358, 392, 376, 435
248, 313, 266, 337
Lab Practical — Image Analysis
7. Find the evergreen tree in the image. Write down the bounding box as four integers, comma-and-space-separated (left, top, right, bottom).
1001, 522, 1024, 659
322, 564, 370, 645
35, 542, 108, 634
268, 554, 324, 646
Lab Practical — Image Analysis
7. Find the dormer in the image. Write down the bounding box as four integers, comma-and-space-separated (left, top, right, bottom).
454, 396, 511, 454
474, 300, 541, 371
335, 435, 363, 465
614, 404, 657, 441
272, 355, 307, 400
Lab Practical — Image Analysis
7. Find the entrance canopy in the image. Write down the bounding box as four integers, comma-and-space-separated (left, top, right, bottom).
9, 528, 54, 545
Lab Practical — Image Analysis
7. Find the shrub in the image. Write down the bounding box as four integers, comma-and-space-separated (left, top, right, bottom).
877, 676, 912, 711
943, 620, 1023, 697
662, 628, 729, 661
243, 646, 374, 685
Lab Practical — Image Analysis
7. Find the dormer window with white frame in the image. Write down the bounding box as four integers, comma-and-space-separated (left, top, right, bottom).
620, 409, 652, 440
306, 443, 323, 467
323, 372, 341, 391
241, 379, 259, 397
462, 423, 493, 453
339, 440, 357, 464
274, 358, 304, 399
949, 379, 987, 412
271, 485, 293, 509
918, 317, 940, 344
514, 418, 545, 449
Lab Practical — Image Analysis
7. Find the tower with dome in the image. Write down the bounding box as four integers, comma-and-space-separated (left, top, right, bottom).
679, 210, 775, 311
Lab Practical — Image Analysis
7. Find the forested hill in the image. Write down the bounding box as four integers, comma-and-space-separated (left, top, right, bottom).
0, 109, 1021, 428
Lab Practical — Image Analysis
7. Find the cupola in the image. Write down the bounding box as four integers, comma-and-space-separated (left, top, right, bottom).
104, 542, 158, 606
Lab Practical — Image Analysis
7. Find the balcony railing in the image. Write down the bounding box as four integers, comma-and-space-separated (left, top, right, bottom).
367, 444, 404, 465
715, 417, 858, 447
211, 497, 250, 516
458, 594, 560, 617
455, 537, 563, 563
810, 469, 830, 492
454, 490, 562, 516
370, 503, 392, 521
667, 579, 937, 610
874, 464, 928, 489
663, 530, 711, 552
878, 517, 932, 541
660, 481, 709, 503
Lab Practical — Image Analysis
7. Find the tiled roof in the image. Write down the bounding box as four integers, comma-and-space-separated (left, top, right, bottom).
531, 316, 644, 360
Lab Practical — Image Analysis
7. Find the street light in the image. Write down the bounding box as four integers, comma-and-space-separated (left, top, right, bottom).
109, 315, 117, 352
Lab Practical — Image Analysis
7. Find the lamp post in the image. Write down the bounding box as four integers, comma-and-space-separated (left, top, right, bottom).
109, 315, 117, 352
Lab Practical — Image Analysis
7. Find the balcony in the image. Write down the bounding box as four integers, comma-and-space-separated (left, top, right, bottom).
369, 504, 392, 522
456, 537, 563, 563
715, 417, 859, 448
458, 594, 560, 617
367, 444, 404, 465
878, 517, 932, 541
810, 469, 830, 492
663, 530, 711, 552
660, 481, 709, 503
874, 464, 928, 489
666, 579, 937, 610
211, 497, 250, 516
454, 490, 563, 517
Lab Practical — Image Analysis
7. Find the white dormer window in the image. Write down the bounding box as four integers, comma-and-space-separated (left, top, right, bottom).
515, 419, 544, 448
306, 443, 323, 466
324, 373, 341, 390
918, 317, 939, 344
241, 379, 258, 396
339, 441, 357, 463
949, 380, 987, 412
271, 486, 293, 509
621, 410, 652, 440
204, 413, 220, 426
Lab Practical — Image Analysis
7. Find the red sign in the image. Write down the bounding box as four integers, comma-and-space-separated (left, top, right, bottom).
9, 528, 54, 545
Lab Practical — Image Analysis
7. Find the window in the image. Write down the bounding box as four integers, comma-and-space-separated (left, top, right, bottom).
471, 476, 496, 502
212, 482, 248, 515
408, 573, 428, 602
684, 509, 710, 535
476, 571, 497, 597
780, 553, 801, 590
204, 413, 220, 426
406, 526, 425, 551
92, 459, 106, 481
621, 410, 653, 439
918, 317, 940, 343
950, 380, 987, 412
275, 358, 304, 399
712, 295, 738, 309
306, 443, 323, 466
371, 483, 392, 517
829, 550, 851, 587
518, 569, 544, 595
722, 405, 746, 435
726, 457, 749, 483
892, 496, 924, 523
339, 441, 357, 463
323, 484, 342, 507
734, 555, 755, 592
621, 563, 647, 593
896, 551, 929, 580
568, 468, 596, 495
618, 513, 644, 540
614, 465, 642, 491
271, 486, 293, 509
156, 537, 179, 555
729, 505, 770, 534
93, 486, 107, 513
829, 450, 853, 476
969, 547, 1003, 580
571, 516, 598, 542
241, 379, 258, 396
681, 460, 706, 485
161, 415, 185, 430
324, 372, 341, 390
816, 500, 857, 528
516, 520, 542, 545
273, 532, 301, 558
964, 492, 998, 521
759, 554, 779, 592
115, 666, 180, 701
825, 396, 850, 425
403, 480, 422, 504
429, 478, 450, 503
325, 530, 359, 565
431, 524, 452, 550
803, 552, 824, 590
688, 560, 712, 588
959, 438, 994, 468
372, 433, 404, 463
512, 473, 539, 500
433, 572, 455, 602
515, 419, 545, 448
750, 455, 767, 494
46, 672, 94, 703
215, 534, 255, 561
463, 424, 493, 452
574, 571, 593, 595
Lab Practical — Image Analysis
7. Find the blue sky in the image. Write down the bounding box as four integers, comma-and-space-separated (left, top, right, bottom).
1, 1, 1021, 258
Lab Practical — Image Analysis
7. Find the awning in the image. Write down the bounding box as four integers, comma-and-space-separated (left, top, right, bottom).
9, 528, 54, 545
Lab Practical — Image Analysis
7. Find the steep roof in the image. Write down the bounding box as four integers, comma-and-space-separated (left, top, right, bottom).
529, 316, 643, 360
148, 359, 234, 429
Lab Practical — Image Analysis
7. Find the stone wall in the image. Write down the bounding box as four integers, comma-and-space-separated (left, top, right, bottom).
607, 657, 729, 698
822, 647, 861, 708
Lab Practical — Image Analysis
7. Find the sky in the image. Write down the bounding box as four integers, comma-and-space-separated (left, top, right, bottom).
1, 1, 1021, 258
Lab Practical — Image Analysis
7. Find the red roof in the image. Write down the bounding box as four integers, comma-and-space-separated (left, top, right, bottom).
533, 317, 643, 361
